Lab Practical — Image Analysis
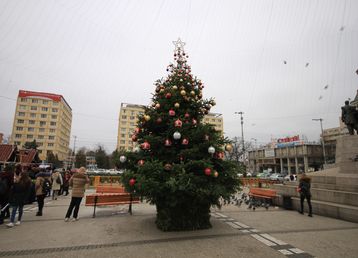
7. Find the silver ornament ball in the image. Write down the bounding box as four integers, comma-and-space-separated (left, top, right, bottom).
173, 131, 181, 140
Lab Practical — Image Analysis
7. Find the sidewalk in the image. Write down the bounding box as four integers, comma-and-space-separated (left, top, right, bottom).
0, 192, 357, 258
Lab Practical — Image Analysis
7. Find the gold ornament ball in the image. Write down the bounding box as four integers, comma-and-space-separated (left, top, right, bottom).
144, 115, 151, 121
155, 103, 160, 109
214, 171, 219, 177
190, 90, 195, 96
174, 102, 180, 108
180, 90, 186, 96
160, 89, 165, 93
225, 144, 233, 152
172, 85, 178, 90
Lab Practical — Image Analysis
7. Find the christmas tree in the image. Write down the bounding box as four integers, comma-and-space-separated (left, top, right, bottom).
120, 39, 240, 231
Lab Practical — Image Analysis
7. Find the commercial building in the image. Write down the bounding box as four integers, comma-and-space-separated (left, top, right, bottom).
117, 102, 224, 151
10, 90, 72, 161
248, 136, 333, 174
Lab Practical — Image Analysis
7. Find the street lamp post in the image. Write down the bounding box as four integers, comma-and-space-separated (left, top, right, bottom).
234, 112, 245, 152
312, 118, 327, 165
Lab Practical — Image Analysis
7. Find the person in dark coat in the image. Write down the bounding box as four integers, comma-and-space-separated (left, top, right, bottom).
34, 169, 52, 216
6, 172, 32, 227
0, 165, 14, 225
298, 173, 313, 217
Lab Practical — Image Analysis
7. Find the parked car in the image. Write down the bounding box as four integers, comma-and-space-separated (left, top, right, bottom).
270, 173, 284, 181
257, 172, 271, 179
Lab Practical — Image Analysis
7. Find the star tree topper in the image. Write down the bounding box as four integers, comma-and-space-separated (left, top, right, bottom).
173, 38, 186, 52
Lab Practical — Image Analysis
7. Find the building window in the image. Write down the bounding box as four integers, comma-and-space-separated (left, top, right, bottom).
20, 98, 27, 102
15, 134, 22, 138
30, 106, 37, 110
52, 108, 58, 112
27, 135, 33, 139
130, 122, 134, 126
121, 128, 126, 132
49, 136, 55, 140
38, 135, 44, 139
16, 127, 23, 131
50, 121, 56, 126
42, 107, 48, 111
50, 129, 56, 133
17, 119, 24, 124
39, 128, 45, 132
51, 115, 57, 119
29, 120, 35, 125
53, 102, 58, 106
120, 134, 126, 138
120, 140, 126, 144
121, 115, 127, 119
48, 143, 54, 147
130, 116, 135, 120
32, 99, 38, 103
41, 114, 47, 118
40, 121, 46, 126
28, 127, 35, 132
121, 121, 126, 125
42, 100, 48, 104
14, 141, 21, 145
18, 112, 25, 116
30, 113, 36, 118
37, 142, 43, 146
19, 105, 26, 110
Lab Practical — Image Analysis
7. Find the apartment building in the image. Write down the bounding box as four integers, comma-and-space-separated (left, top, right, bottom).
117, 103, 224, 151
10, 90, 72, 161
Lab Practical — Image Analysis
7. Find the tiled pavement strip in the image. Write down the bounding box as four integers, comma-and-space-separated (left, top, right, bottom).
2, 203, 313, 258
212, 212, 314, 258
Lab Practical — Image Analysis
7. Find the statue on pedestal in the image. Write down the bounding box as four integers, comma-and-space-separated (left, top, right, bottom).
341, 100, 358, 135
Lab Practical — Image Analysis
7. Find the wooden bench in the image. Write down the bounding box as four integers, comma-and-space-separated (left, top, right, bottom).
85, 185, 140, 217
248, 188, 277, 210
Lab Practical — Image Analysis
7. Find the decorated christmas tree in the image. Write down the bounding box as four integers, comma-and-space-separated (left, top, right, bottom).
120, 39, 240, 231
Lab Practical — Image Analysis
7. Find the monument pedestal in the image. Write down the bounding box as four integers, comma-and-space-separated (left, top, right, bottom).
272, 135, 358, 223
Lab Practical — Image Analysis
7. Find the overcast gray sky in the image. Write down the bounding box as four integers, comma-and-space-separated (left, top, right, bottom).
0, 0, 357, 153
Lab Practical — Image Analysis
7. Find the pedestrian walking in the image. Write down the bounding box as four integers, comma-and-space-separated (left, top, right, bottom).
35, 169, 52, 216
298, 173, 313, 217
6, 172, 32, 227
0, 165, 14, 225
51, 170, 63, 200
64, 167, 90, 222
62, 171, 71, 196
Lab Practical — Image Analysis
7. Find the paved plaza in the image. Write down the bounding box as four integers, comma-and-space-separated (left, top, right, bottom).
1, 191, 358, 258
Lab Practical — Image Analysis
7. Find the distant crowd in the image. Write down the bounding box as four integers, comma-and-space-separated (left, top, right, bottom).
0, 164, 89, 228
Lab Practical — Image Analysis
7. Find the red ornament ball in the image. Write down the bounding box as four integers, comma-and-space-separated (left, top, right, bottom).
129, 178, 136, 186
156, 117, 162, 124
141, 141, 150, 150
169, 109, 176, 116
138, 160, 145, 166
174, 119, 183, 128
164, 139, 172, 147
165, 93, 172, 99
184, 113, 190, 118
204, 168, 212, 176
182, 138, 189, 145
131, 134, 138, 142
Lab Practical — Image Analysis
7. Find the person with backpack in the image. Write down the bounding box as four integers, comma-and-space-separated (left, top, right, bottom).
298, 173, 313, 217
51, 170, 63, 200
0, 165, 14, 225
6, 172, 32, 227
35, 169, 52, 216
64, 167, 90, 222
